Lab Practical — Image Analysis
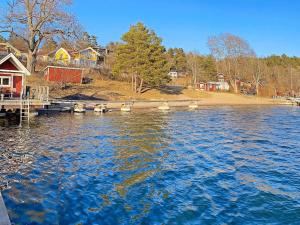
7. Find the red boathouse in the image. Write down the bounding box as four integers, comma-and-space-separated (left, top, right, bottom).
44, 66, 83, 84
0, 53, 30, 97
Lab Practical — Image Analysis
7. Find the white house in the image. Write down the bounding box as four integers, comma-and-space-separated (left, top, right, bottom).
215, 74, 230, 91
168, 71, 178, 78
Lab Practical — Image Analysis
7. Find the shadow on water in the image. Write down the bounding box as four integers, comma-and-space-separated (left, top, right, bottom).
0, 116, 20, 128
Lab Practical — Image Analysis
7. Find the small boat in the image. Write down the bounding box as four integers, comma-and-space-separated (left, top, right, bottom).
189, 102, 199, 109
29, 111, 39, 117
74, 103, 86, 113
158, 102, 170, 111
121, 103, 131, 112
94, 104, 108, 113
0, 112, 6, 118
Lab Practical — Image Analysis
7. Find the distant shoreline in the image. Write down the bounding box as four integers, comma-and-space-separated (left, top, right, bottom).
52, 97, 288, 110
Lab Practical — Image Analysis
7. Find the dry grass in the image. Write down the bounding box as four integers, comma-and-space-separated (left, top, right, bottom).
26, 73, 278, 105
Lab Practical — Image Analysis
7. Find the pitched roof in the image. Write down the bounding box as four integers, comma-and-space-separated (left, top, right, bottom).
47, 47, 78, 58
0, 42, 22, 55
0, 53, 30, 76
79, 47, 101, 56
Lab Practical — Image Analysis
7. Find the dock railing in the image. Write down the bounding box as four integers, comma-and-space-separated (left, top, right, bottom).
27, 86, 49, 102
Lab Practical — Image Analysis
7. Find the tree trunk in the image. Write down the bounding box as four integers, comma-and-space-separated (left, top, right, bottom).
134, 75, 137, 93
27, 50, 36, 73
234, 79, 238, 93
138, 79, 144, 94
230, 79, 238, 93
131, 74, 134, 91
256, 82, 259, 96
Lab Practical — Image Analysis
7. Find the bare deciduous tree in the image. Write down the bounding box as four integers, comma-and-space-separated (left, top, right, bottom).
208, 33, 255, 93
249, 57, 265, 96
187, 52, 200, 86
0, 0, 81, 72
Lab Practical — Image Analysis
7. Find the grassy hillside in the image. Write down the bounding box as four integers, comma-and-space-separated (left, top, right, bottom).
27, 73, 210, 101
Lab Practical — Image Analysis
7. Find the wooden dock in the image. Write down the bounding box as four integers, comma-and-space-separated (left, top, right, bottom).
51, 99, 202, 110
0, 192, 11, 225
0, 86, 50, 126
0, 99, 50, 107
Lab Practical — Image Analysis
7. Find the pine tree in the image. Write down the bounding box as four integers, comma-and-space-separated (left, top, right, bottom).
76, 32, 99, 49
167, 48, 188, 73
113, 22, 170, 93
199, 55, 217, 81
90, 35, 98, 48
0, 35, 6, 42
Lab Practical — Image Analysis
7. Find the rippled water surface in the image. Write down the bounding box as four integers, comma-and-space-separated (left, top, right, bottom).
1, 106, 300, 225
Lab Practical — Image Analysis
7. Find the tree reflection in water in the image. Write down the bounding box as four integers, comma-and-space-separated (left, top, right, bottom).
108, 111, 171, 220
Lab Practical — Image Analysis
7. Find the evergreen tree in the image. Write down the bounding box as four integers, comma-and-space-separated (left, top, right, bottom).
90, 35, 98, 47
0, 35, 6, 42
199, 55, 217, 81
167, 48, 188, 73
76, 32, 99, 49
113, 22, 170, 93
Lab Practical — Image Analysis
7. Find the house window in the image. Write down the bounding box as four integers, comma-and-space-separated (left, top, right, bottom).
0, 77, 11, 87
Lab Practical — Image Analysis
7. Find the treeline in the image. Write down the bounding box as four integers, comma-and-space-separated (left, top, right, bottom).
107, 29, 300, 96
1, 0, 299, 96
104, 23, 218, 93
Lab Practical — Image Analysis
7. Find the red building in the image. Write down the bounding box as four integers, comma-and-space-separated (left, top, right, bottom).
44, 66, 83, 84
0, 53, 30, 97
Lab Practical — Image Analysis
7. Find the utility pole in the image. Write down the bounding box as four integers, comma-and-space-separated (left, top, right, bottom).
290, 67, 293, 91
290, 67, 294, 97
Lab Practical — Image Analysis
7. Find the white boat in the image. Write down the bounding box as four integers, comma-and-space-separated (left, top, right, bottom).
189, 102, 199, 109
158, 103, 170, 111
121, 103, 131, 112
94, 104, 108, 113
29, 111, 39, 117
74, 103, 86, 113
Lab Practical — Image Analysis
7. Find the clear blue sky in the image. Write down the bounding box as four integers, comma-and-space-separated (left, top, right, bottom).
1, 0, 299, 56
72, 0, 300, 57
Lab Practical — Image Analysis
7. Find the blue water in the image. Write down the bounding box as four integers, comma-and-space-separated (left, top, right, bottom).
0, 106, 300, 224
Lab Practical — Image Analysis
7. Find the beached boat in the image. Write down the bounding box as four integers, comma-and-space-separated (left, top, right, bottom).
121, 103, 131, 112
158, 102, 170, 111
74, 103, 86, 113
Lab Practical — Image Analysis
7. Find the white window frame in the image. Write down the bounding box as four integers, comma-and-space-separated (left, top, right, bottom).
0, 76, 11, 87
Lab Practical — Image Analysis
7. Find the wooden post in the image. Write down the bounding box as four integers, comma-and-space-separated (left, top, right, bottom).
19, 74, 24, 127
0, 192, 11, 225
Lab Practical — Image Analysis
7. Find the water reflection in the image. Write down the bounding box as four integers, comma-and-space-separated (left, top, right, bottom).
109, 112, 170, 220
0, 107, 300, 224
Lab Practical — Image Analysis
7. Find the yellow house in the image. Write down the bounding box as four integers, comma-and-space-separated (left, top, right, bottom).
43, 46, 105, 67
54, 48, 72, 65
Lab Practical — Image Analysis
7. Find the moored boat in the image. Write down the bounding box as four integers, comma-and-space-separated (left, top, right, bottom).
188, 102, 199, 109
74, 103, 86, 113
94, 104, 108, 113
158, 102, 170, 111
